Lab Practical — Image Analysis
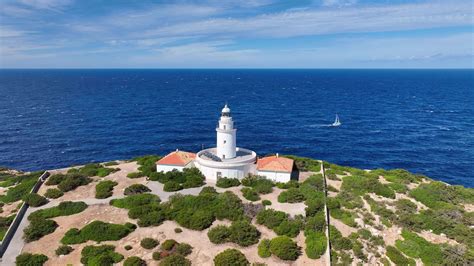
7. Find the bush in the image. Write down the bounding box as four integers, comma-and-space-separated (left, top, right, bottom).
29, 201, 88, 221
61, 221, 136, 244
15, 253, 48, 266
159, 254, 191, 266
256, 209, 287, 229
80, 245, 124, 266
275, 180, 299, 189
305, 231, 326, 259
274, 219, 303, 238
258, 239, 271, 258
386, 246, 416, 266
95, 180, 118, 199
0, 172, 41, 203
23, 193, 48, 207
241, 176, 273, 194
228, 220, 261, 246
124, 245, 132, 250
262, 200, 272, 206
124, 184, 151, 195
124, 256, 146, 266
305, 212, 326, 232
199, 186, 217, 195
216, 177, 241, 188
269, 236, 300, 261
208, 225, 231, 244
68, 163, 118, 177
395, 229, 443, 264
241, 187, 260, 201
163, 181, 182, 192
127, 172, 145, 179
23, 218, 58, 242
45, 174, 65, 186
214, 249, 249, 266
54, 245, 73, 256
278, 188, 305, 203
176, 243, 193, 256
57, 174, 92, 192
174, 227, 182, 233
152, 252, 161, 260
44, 188, 63, 199
141, 238, 159, 249
161, 239, 178, 251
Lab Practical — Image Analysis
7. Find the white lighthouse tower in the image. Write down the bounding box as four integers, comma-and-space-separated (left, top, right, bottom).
216, 104, 236, 159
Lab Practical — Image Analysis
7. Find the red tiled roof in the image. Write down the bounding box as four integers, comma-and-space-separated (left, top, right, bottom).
257, 155, 294, 173
156, 150, 196, 166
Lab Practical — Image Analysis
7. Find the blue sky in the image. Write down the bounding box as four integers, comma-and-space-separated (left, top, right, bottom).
0, 0, 472, 68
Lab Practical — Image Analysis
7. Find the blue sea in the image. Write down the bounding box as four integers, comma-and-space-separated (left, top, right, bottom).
0, 69, 473, 187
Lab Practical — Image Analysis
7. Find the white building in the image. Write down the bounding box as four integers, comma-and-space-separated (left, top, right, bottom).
156, 105, 294, 182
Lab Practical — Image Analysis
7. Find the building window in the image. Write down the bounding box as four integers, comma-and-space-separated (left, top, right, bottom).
224, 125, 226, 130
224, 140, 226, 144
217, 172, 222, 179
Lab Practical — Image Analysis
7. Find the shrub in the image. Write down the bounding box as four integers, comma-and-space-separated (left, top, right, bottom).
175, 243, 193, 256
61, 221, 136, 244
256, 209, 287, 229
258, 239, 271, 258
15, 253, 48, 266
44, 188, 63, 199
262, 200, 271, 206
274, 219, 303, 238
68, 163, 118, 177
127, 172, 145, 179
305, 212, 326, 232
395, 229, 443, 265
110, 193, 161, 209
278, 188, 305, 203
241, 187, 260, 201
269, 236, 300, 261
159, 254, 191, 266
29, 201, 88, 221
95, 180, 118, 199
241, 176, 273, 194
124, 256, 147, 266
0, 172, 41, 203
57, 174, 92, 192
163, 181, 182, 192
161, 239, 178, 251
174, 228, 182, 233
305, 231, 327, 259
216, 177, 241, 188
275, 180, 299, 189
228, 220, 261, 246
214, 249, 249, 266
55, 245, 73, 256
152, 252, 161, 260
208, 225, 231, 244
386, 246, 415, 266
124, 184, 151, 195
199, 186, 217, 195
124, 245, 133, 250
45, 174, 65, 185
23, 218, 58, 242
80, 245, 124, 266
23, 193, 48, 207
140, 238, 159, 249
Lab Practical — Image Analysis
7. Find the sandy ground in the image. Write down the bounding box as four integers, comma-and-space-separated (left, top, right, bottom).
331, 218, 356, 237
0, 201, 22, 217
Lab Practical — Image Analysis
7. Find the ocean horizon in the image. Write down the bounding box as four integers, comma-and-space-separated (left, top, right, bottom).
0, 69, 473, 187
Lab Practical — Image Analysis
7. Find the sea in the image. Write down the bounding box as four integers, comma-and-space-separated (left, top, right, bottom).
0, 69, 473, 187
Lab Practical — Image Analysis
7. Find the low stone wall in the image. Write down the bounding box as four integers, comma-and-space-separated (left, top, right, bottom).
321, 162, 332, 266
0, 171, 49, 258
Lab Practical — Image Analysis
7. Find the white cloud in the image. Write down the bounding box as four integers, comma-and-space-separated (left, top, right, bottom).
321, 0, 358, 7
0, 26, 32, 37
18, 0, 74, 11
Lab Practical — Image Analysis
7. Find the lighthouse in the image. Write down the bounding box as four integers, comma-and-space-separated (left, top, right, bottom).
216, 104, 236, 159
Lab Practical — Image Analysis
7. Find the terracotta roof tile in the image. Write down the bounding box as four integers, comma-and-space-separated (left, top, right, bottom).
257, 155, 294, 173
156, 150, 196, 166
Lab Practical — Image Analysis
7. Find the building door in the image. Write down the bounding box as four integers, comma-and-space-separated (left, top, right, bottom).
216, 172, 222, 179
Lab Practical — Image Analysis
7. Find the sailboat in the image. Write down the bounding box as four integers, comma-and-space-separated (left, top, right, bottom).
331, 114, 341, 127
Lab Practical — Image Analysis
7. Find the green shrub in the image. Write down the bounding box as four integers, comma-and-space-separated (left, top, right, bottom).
23, 193, 48, 207
152, 252, 161, 260
68, 163, 118, 177
274, 219, 303, 238
161, 239, 178, 251
241, 176, 273, 194
228, 220, 261, 246
57, 174, 92, 192
305, 231, 326, 259
275, 180, 299, 189
44, 188, 63, 199
80, 245, 124, 266
241, 187, 260, 201
124, 184, 151, 195
127, 172, 145, 179
110, 193, 161, 209
208, 225, 231, 244
124, 245, 132, 250
163, 181, 182, 192
285, 155, 320, 171
159, 254, 191, 266
1, 175, 38, 203
29, 201, 88, 221
269, 236, 300, 261
124, 256, 146, 266
216, 177, 241, 188
140, 238, 159, 249
45, 174, 65, 186
277, 188, 305, 203
95, 180, 118, 199
256, 209, 287, 229
214, 249, 249, 266
61, 221, 136, 244
23, 218, 58, 242
199, 186, 217, 195
330, 209, 357, 227
341, 175, 395, 199
305, 197, 325, 217
55, 245, 73, 256
395, 229, 443, 264
175, 243, 193, 256
305, 212, 326, 232
262, 200, 272, 206
386, 246, 415, 266
151, 168, 205, 189
174, 227, 182, 233
15, 253, 48, 266
258, 239, 271, 258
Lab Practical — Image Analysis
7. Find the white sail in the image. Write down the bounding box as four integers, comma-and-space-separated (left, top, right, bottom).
332, 114, 341, 126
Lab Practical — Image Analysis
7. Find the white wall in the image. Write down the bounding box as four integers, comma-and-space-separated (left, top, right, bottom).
197, 162, 256, 181
156, 164, 184, 173
257, 171, 291, 183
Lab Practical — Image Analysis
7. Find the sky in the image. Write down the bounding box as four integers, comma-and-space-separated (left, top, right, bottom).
0, 0, 472, 68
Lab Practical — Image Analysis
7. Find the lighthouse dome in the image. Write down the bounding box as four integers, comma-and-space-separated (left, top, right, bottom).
221, 104, 231, 116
